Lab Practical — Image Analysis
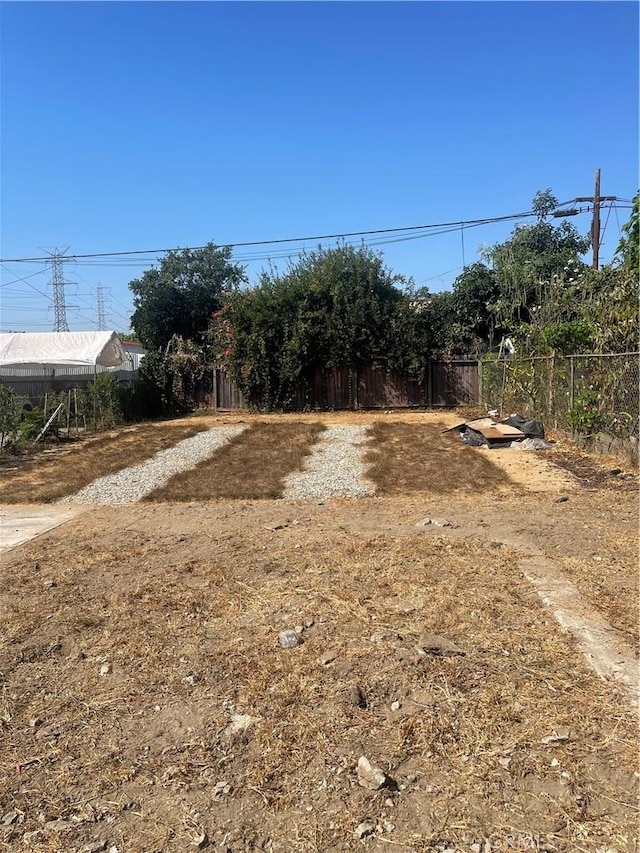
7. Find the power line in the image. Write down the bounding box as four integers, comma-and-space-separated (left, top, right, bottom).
0, 210, 540, 263
0, 268, 48, 288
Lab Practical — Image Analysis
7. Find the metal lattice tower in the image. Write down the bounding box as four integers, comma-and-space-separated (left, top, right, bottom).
48, 249, 70, 332
96, 285, 107, 330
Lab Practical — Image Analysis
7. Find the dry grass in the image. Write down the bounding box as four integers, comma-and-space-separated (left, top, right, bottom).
0, 420, 213, 504
365, 422, 511, 494
0, 501, 637, 853
145, 421, 325, 502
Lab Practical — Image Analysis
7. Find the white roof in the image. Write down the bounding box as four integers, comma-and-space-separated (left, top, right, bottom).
0, 331, 128, 369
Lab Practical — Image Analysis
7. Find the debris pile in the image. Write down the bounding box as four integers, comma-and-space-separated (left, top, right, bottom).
448, 412, 552, 450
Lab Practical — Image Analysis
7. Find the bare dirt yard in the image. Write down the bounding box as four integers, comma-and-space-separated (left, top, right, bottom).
0, 411, 638, 853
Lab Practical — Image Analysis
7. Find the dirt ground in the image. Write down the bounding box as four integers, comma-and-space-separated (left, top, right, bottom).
0, 411, 638, 853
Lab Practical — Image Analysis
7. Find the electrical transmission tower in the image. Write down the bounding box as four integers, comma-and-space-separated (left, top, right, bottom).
96, 285, 107, 330
47, 248, 70, 332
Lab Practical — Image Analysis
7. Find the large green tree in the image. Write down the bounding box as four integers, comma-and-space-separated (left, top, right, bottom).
129, 243, 246, 351
482, 192, 591, 331
213, 244, 409, 409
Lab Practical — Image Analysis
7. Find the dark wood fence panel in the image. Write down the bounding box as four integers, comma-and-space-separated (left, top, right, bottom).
206, 362, 478, 410
311, 366, 353, 410
357, 367, 425, 408
214, 368, 245, 410
430, 361, 479, 406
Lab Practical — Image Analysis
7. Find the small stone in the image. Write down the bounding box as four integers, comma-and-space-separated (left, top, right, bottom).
182, 674, 198, 686
498, 757, 511, 770
44, 819, 74, 832
278, 630, 299, 648
294, 625, 304, 635
381, 820, 395, 833
555, 496, 569, 504
354, 822, 374, 839
191, 832, 209, 848
610, 467, 622, 476
2, 809, 18, 826
384, 798, 394, 809
357, 756, 387, 790
416, 633, 465, 657
319, 651, 337, 666
304, 618, 315, 628
43, 579, 56, 590
390, 701, 401, 712
99, 663, 112, 676
416, 517, 457, 528
227, 713, 255, 737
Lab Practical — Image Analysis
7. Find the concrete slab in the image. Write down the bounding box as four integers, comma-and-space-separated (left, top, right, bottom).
0, 504, 86, 553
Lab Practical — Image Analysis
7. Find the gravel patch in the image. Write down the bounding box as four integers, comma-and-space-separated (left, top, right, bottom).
66, 425, 246, 504
282, 425, 374, 500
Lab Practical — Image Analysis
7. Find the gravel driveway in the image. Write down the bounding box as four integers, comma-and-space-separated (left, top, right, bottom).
67, 425, 246, 504
282, 425, 373, 500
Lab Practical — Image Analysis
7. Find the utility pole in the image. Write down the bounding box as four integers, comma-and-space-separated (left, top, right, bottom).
96, 285, 107, 330
591, 168, 601, 270
575, 168, 617, 271
47, 248, 70, 332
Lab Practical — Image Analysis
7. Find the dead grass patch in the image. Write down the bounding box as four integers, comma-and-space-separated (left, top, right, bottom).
366, 422, 512, 494
0, 420, 212, 503
145, 421, 325, 502
0, 504, 637, 852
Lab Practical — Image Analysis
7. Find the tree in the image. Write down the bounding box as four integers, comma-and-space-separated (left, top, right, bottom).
212, 244, 408, 409
482, 192, 591, 331
616, 192, 639, 274
449, 263, 500, 354
532, 188, 559, 219
129, 243, 246, 351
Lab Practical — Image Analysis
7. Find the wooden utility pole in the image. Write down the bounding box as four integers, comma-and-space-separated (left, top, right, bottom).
592, 168, 601, 270
575, 168, 617, 271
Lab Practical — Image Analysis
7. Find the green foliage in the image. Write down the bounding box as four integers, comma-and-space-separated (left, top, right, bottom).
0, 386, 22, 449
616, 192, 639, 274
540, 320, 594, 355
129, 243, 247, 351
449, 263, 501, 354
17, 407, 46, 442
582, 266, 639, 353
532, 189, 559, 219
482, 193, 591, 331
213, 245, 409, 409
77, 374, 123, 430
568, 390, 605, 434
127, 337, 210, 417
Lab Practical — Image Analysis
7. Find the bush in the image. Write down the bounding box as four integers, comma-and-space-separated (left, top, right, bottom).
568, 390, 606, 434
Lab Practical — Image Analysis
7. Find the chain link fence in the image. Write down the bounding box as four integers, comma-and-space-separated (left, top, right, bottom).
481, 352, 640, 443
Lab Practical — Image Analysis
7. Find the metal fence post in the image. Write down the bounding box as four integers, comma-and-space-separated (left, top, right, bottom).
569, 356, 575, 413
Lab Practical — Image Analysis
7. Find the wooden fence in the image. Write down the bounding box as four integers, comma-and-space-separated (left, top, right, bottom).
1, 361, 479, 412
206, 361, 479, 411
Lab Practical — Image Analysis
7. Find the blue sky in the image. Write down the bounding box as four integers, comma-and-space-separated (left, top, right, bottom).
1, 1, 638, 333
